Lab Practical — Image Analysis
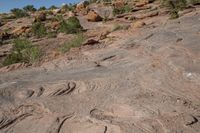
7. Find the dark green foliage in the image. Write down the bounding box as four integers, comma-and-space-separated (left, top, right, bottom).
31, 22, 47, 38
38, 6, 47, 11
49, 5, 58, 10
23, 5, 36, 12
59, 16, 83, 34
3, 39, 41, 66
10, 8, 29, 18
68, 3, 76, 11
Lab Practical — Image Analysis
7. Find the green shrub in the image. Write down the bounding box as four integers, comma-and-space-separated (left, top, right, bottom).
3, 39, 41, 66
68, 3, 76, 11
162, 0, 187, 19
38, 6, 46, 11
23, 5, 36, 12
59, 16, 83, 34
113, 5, 132, 16
32, 22, 47, 38
10, 8, 29, 18
49, 5, 58, 10
60, 33, 86, 53
55, 14, 64, 21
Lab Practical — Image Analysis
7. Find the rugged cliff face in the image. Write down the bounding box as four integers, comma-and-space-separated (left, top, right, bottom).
1, 1, 200, 133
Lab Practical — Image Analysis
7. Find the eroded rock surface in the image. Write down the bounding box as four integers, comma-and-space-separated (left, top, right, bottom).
1, 6, 200, 133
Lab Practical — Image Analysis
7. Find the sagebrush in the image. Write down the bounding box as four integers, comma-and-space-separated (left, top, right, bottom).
3, 39, 41, 66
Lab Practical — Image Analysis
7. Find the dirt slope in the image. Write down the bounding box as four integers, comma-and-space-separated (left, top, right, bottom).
1, 8, 200, 133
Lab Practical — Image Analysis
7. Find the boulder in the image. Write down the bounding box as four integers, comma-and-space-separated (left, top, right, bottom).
0, 31, 10, 41
52, 9, 61, 15
51, 21, 60, 30
86, 10, 102, 22
34, 12, 46, 22
68, 11, 76, 17
11, 26, 31, 36
76, 1, 90, 12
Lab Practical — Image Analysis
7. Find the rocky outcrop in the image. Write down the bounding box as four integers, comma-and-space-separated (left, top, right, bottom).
11, 26, 31, 36
0, 62, 29, 73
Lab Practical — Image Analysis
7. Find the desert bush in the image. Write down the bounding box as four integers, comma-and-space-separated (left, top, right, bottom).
23, 5, 36, 12
49, 5, 58, 10
113, 5, 132, 16
3, 39, 41, 66
55, 14, 64, 21
10, 8, 29, 18
59, 16, 83, 34
31, 22, 47, 38
38, 6, 47, 11
162, 0, 187, 19
60, 33, 86, 53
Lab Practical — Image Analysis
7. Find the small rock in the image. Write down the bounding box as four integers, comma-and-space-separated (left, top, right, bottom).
131, 21, 146, 28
